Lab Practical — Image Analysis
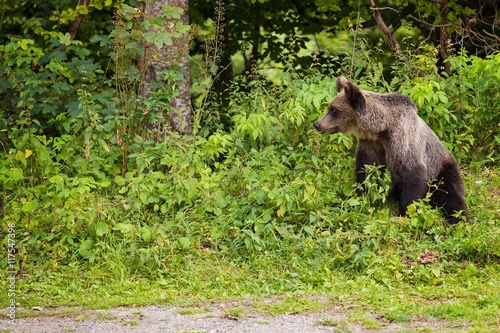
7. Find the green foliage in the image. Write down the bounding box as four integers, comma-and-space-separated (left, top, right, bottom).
2, 60, 499, 277
0, 4, 499, 330
392, 49, 500, 163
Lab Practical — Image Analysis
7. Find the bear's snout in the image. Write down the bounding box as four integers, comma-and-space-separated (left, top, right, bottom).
313, 121, 331, 134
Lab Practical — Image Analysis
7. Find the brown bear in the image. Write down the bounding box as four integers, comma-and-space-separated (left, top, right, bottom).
313, 76, 467, 224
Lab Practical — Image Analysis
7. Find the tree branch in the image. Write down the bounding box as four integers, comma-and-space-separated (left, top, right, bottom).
58, 0, 90, 52
369, 0, 428, 77
369, 0, 401, 58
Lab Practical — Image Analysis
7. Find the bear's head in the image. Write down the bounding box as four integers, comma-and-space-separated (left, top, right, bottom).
313, 76, 366, 135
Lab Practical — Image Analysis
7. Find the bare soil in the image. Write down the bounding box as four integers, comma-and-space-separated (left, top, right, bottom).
0, 298, 463, 333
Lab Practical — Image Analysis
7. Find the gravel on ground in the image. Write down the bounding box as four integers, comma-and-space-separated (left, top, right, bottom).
0, 298, 460, 333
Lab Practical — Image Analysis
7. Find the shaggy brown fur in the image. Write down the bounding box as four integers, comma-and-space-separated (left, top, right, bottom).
314, 76, 467, 223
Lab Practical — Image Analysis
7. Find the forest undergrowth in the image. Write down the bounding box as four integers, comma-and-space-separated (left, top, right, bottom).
1, 6, 500, 330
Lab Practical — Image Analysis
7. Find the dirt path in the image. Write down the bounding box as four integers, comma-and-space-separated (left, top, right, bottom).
0, 298, 460, 333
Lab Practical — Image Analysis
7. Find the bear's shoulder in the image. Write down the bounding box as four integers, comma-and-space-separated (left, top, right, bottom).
367, 91, 414, 105
365, 91, 417, 116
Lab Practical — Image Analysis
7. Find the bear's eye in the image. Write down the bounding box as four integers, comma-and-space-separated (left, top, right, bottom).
328, 107, 338, 117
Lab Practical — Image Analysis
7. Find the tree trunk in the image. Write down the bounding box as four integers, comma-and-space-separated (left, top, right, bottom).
438, 0, 452, 75
144, 0, 192, 135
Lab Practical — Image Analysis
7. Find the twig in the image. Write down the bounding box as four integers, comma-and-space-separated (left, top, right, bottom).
57, 0, 90, 52
368, 0, 401, 58
482, 30, 500, 43
408, 15, 453, 28
371, 6, 400, 13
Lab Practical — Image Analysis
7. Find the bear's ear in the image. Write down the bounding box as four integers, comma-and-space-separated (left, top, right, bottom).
337, 77, 366, 114
335, 76, 349, 93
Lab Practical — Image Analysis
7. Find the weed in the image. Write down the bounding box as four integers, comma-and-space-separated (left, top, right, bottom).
176, 307, 210, 316
74, 314, 89, 321
316, 316, 341, 326
97, 311, 118, 320
121, 319, 139, 327
349, 313, 382, 330
253, 296, 329, 316
223, 306, 245, 319
328, 320, 351, 333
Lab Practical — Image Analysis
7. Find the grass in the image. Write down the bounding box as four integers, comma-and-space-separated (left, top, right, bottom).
121, 319, 139, 327
223, 306, 245, 319
97, 311, 118, 320
176, 307, 211, 315
252, 296, 331, 315
348, 313, 382, 330
316, 318, 351, 332
1, 166, 499, 332
316, 316, 340, 326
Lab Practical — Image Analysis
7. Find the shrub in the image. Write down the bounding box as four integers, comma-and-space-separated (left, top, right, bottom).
393, 49, 500, 163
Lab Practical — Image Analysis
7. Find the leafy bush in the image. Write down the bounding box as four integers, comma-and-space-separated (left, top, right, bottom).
393, 49, 500, 163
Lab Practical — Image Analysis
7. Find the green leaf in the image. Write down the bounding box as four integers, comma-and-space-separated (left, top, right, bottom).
78, 239, 95, 259
9, 168, 24, 182
438, 93, 448, 104
431, 268, 441, 278
154, 34, 172, 48
302, 226, 314, 236
99, 180, 111, 188
115, 176, 126, 186
80, 239, 94, 250
118, 4, 137, 17
59, 33, 72, 46
49, 175, 65, 186
76, 5, 89, 15
179, 237, 191, 249
161, 5, 183, 19
311, 155, 319, 168
22, 199, 39, 212
19, 39, 32, 50
139, 192, 148, 204
95, 221, 109, 236
140, 226, 153, 242
113, 223, 135, 234
347, 198, 360, 207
